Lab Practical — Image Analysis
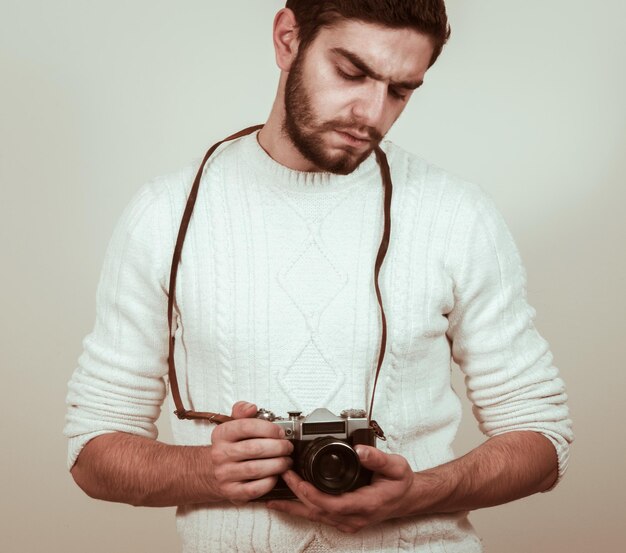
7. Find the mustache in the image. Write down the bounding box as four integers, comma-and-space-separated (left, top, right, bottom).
319, 119, 383, 142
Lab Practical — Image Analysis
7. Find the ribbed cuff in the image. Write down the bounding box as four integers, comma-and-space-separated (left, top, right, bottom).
66, 431, 112, 470
540, 432, 570, 492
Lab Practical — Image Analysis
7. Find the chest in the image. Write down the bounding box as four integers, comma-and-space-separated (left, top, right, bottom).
171, 173, 457, 414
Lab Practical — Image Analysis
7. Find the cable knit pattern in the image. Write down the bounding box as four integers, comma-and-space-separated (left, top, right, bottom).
65, 132, 573, 552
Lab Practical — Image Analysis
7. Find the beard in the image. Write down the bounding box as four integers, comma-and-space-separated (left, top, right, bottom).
283, 49, 383, 175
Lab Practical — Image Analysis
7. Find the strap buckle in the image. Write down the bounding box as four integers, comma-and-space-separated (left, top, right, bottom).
370, 420, 387, 441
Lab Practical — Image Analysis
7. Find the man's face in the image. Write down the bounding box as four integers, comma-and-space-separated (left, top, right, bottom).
283, 19, 434, 174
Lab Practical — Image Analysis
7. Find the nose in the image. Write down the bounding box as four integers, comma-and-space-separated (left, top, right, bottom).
351, 83, 387, 128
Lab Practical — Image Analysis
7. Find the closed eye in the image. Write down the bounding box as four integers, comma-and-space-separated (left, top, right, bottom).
336, 67, 365, 81
337, 66, 409, 101
389, 87, 408, 101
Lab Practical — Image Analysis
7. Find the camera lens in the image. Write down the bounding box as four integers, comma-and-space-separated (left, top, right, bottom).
300, 437, 361, 494
319, 453, 344, 480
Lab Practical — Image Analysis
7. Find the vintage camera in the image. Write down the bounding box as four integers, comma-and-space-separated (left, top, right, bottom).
256, 407, 377, 500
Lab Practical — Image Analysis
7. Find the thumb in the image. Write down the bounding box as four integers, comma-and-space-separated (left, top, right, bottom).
231, 401, 258, 419
356, 445, 403, 478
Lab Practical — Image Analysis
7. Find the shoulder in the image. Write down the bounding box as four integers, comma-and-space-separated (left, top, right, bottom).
132, 163, 196, 216
382, 141, 487, 203
381, 140, 500, 225
116, 133, 250, 249
102, 164, 195, 267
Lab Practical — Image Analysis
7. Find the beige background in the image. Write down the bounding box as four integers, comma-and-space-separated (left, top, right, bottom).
1, 0, 624, 551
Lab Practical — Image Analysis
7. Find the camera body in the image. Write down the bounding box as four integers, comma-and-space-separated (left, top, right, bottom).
256, 407, 376, 500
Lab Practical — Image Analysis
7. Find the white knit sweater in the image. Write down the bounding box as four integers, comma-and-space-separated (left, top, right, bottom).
65, 132, 573, 553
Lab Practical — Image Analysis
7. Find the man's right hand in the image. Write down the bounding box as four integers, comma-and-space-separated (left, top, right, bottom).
207, 401, 294, 505
71, 400, 293, 508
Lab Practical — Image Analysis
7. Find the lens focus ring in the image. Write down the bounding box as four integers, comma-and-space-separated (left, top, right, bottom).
300, 437, 361, 494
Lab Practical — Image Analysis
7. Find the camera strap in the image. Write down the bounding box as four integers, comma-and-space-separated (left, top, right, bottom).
167, 125, 391, 436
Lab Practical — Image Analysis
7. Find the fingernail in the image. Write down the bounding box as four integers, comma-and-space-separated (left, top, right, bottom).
356, 446, 369, 461
278, 428, 286, 438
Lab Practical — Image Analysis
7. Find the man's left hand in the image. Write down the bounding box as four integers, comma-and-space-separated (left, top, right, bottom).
266, 445, 417, 534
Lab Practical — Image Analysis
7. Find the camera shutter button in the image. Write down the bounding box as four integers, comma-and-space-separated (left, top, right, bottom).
256, 408, 276, 421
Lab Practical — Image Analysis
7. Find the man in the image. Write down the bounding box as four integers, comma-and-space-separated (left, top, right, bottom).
65, 1, 573, 552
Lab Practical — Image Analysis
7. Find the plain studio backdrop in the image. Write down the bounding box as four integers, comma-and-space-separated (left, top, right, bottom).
1, 1, 624, 551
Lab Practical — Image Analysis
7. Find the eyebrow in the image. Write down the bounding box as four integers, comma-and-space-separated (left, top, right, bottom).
330, 47, 424, 90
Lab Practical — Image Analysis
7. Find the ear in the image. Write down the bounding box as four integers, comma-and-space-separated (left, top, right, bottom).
272, 8, 299, 71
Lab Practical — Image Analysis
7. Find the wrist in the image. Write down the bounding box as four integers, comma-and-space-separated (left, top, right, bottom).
405, 464, 459, 516
132, 442, 224, 506
180, 444, 225, 504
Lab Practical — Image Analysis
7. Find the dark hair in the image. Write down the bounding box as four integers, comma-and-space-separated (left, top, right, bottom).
284, 0, 451, 67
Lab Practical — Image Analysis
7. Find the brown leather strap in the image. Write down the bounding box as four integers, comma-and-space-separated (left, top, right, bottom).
368, 147, 392, 427
167, 126, 392, 425
168, 124, 263, 422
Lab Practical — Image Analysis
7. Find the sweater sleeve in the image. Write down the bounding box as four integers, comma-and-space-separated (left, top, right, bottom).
446, 191, 573, 487
64, 181, 172, 470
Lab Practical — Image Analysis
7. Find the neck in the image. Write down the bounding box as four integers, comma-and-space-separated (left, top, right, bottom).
258, 76, 321, 173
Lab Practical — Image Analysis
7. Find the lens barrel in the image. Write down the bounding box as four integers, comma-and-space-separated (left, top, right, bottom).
300, 437, 361, 494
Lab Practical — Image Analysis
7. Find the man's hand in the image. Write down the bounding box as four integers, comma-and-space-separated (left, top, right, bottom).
208, 401, 294, 506
70, 400, 293, 508
266, 431, 559, 533
266, 445, 416, 534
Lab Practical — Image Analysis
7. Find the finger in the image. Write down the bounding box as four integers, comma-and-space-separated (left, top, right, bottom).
225, 456, 293, 483
214, 417, 286, 443
267, 499, 367, 532
225, 437, 294, 462
335, 523, 362, 534
281, 470, 330, 511
356, 446, 407, 479
231, 401, 258, 419
268, 500, 366, 533
281, 470, 372, 516
229, 475, 280, 504
267, 499, 338, 526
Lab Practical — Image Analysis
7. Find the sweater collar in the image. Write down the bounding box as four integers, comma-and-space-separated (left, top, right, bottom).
236, 130, 380, 193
